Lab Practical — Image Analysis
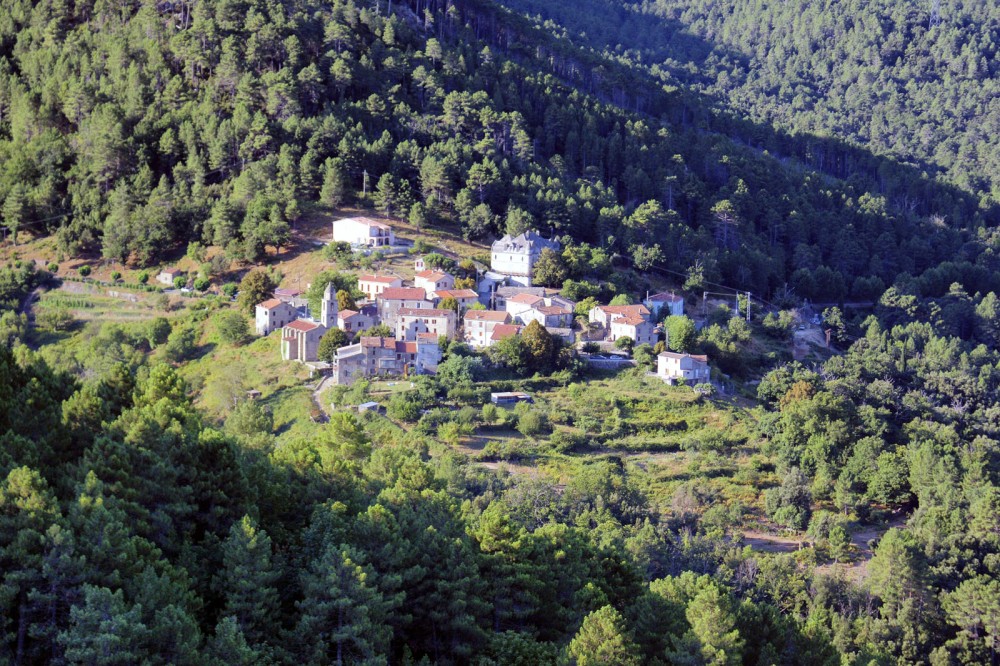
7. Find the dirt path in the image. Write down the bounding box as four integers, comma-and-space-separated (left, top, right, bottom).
311, 374, 335, 418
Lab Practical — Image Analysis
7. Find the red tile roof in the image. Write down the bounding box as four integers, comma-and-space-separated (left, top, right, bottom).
647, 292, 683, 302
395, 341, 418, 354
338, 309, 359, 318
465, 310, 510, 322
491, 324, 522, 341
379, 287, 427, 301
614, 315, 649, 326
415, 270, 450, 280
285, 319, 321, 332
361, 336, 396, 348
598, 304, 650, 317
537, 305, 571, 315
434, 289, 478, 299
509, 293, 544, 305
257, 298, 284, 310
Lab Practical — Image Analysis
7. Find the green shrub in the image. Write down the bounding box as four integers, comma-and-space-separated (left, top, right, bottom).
138, 270, 149, 284
47, 262, 58, 273
78, 265, 91, 277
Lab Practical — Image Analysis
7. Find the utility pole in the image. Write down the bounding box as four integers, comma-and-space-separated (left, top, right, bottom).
746, 292, 752, 322
362, 169, 369, 197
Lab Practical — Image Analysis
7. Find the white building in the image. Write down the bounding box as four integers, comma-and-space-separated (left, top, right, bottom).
377, 287, 433, 330
490, 231, 560, 286
589, 304, 651, 329
255, 298, 298, 336
609, 316, 657, 346
505, 293, 573, 328
464, 310, 512, 347
357, 275, 403, 300
414, 270, 455, 294
645, 291, 685, 318
332, 217, 395, 247
396, 308, 456, 341
657, 352, 710, 384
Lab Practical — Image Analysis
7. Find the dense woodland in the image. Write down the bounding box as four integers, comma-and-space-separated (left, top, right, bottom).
0, 0, 996, 302
3, 0, 1000, 664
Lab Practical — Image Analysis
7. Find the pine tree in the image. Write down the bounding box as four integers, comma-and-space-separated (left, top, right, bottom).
58, 586, 146, 665
295, 545, 391, 665
216, 516, 281, 646
567, 605, 641, 666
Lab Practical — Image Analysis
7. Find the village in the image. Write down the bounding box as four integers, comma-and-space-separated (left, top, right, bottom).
254, 216, 710, 388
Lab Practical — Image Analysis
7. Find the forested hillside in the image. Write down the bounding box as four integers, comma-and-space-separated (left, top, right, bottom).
0, 0, 993, 303
500, 0, 1000, 207
5, 0, 1000, 663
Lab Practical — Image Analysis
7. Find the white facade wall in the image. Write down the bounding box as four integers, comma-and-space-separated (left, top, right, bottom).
255, 302, 297, 336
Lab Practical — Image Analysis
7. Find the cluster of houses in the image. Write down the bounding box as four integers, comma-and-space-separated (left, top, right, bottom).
253, 219, 709, 385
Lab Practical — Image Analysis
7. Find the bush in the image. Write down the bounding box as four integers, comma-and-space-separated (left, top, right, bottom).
614, 336, 634, 354
581, 341, 600, 354
78, 265, 91, 277
386, 394, 421, 422
173, 276, 186, 289
516, 410, 548, 437
216, 310, 250, 345
47, 262, 58, 273
221, 282, 238, 299
110, 271, 122, 281
193, 277, 210, 291
137, 270, 149, 284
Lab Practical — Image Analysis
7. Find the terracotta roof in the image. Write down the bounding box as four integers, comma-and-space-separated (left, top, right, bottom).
361, 336, 396, 348
358, 274, 400, 284
491, 324, 522, 340
416, 332, 439, 342
415, 270, 450, 280
598, 304, 650, 317
159, 267, 182, 275
395, 341, 418, 353
338, 309, 359, 318
658, 351, 708, 362
465, 310, 510, 322
434, 289, 478, 299
398, 308, 453, 317
379, 287, 427, 301
614, 315, 650, 326
647, 292, 683, 302
285, 319, 321, 332
257, 298, 284, 310
537, 305, 571, 315
274, 288, 301, 297
509, 293, 545, 305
